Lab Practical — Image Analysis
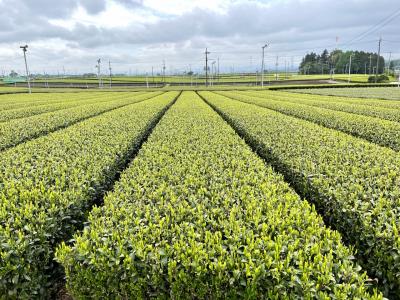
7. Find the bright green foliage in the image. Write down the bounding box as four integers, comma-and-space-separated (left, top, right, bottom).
268, 89, 400, 110
288, 87, 400, 101
0, 92, 146, 122
216, 91, 400, 151
0, 92, 178, 298
0, 91, 162, 151
57, 92, 381, 299
240, 90, 400, 123
200, 91, 400, 296
0, 92, 110, 110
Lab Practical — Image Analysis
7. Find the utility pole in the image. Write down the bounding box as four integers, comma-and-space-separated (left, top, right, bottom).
96, 58, 102, 88
108, 60, 112, 88
211, 61, 216, 86
20, 45, 31, 94
369, 55, 372, 75
291, 56, 294, 74
275, 56, 279, 80
205, 48, 210, 87
261, 43, 268, 87
162, 60, 166, 85
375, 37, 382, 83
217, 57, 220, 83
43, 69, 49, 88
398, 71, 400, 88
348, 52, 354, 83
285, 60, 288, 79
397, 69, 400, 88
387, 52, 392, 74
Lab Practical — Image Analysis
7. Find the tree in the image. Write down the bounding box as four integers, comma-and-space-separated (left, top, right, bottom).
9, 70, 18, 77
299, 50, 385, 75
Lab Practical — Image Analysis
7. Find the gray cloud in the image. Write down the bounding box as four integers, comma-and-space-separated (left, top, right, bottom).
49, 0, 400, 49
0, 0, 106, 19
114, 0, 143, 8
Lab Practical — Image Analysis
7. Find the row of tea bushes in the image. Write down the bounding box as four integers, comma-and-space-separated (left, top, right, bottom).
0, 92, 146, 122
57, 92, 381, 299
287, 87, 400, 102
201, 91, 400, 297
0, 92, 112, 110
217, 91, 400, 151
241, 90, 400, 123
0, 91, 162, 151
0, 92, 178, 297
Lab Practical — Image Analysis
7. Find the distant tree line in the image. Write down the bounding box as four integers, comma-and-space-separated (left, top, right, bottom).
299, 49, 386, 75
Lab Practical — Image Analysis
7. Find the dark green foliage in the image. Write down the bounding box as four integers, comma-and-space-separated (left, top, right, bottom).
368, 75, 389, 83
299, 50, 385, 75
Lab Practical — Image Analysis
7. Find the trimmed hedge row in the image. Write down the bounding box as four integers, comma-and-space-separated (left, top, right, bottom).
240, 90, 400, 122
0, 92, 178, 298
268, 83, 396, 91
287, 87, 400, 102
200, 91, 400, 297
266, 89, 400, 110
0, 92, 109, 110
0, 91, 162, 151
0, 92, 146, 122
216, 91, 400, 151
57, 91, 381, 299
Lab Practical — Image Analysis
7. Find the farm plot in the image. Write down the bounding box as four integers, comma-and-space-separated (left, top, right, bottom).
240, 90, 400, 122
0, 91, 162, 151
200, 91, 400, 296
1, 89, 399, 298
216, 91, 400, 151
57, 91, 380, 299
0, 92, 178, 297
288, 87, 400, 101
0, 92, 148, 122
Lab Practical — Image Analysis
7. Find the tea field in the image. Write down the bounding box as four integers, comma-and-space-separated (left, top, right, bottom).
289, 86, 400, 101
1, 89, 400, 299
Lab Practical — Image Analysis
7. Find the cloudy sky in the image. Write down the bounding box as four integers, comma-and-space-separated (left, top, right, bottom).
0, 0, 399, 75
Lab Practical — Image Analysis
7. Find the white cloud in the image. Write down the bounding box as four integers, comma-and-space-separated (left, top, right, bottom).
142, 0, 231, 15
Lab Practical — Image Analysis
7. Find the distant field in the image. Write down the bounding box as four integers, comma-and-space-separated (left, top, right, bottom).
288, 86, 400, 100
2, 73, 388, 86
2, 82, 358, 94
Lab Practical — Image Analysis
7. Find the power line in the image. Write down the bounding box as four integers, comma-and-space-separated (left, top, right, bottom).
343, 7, 400, 47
